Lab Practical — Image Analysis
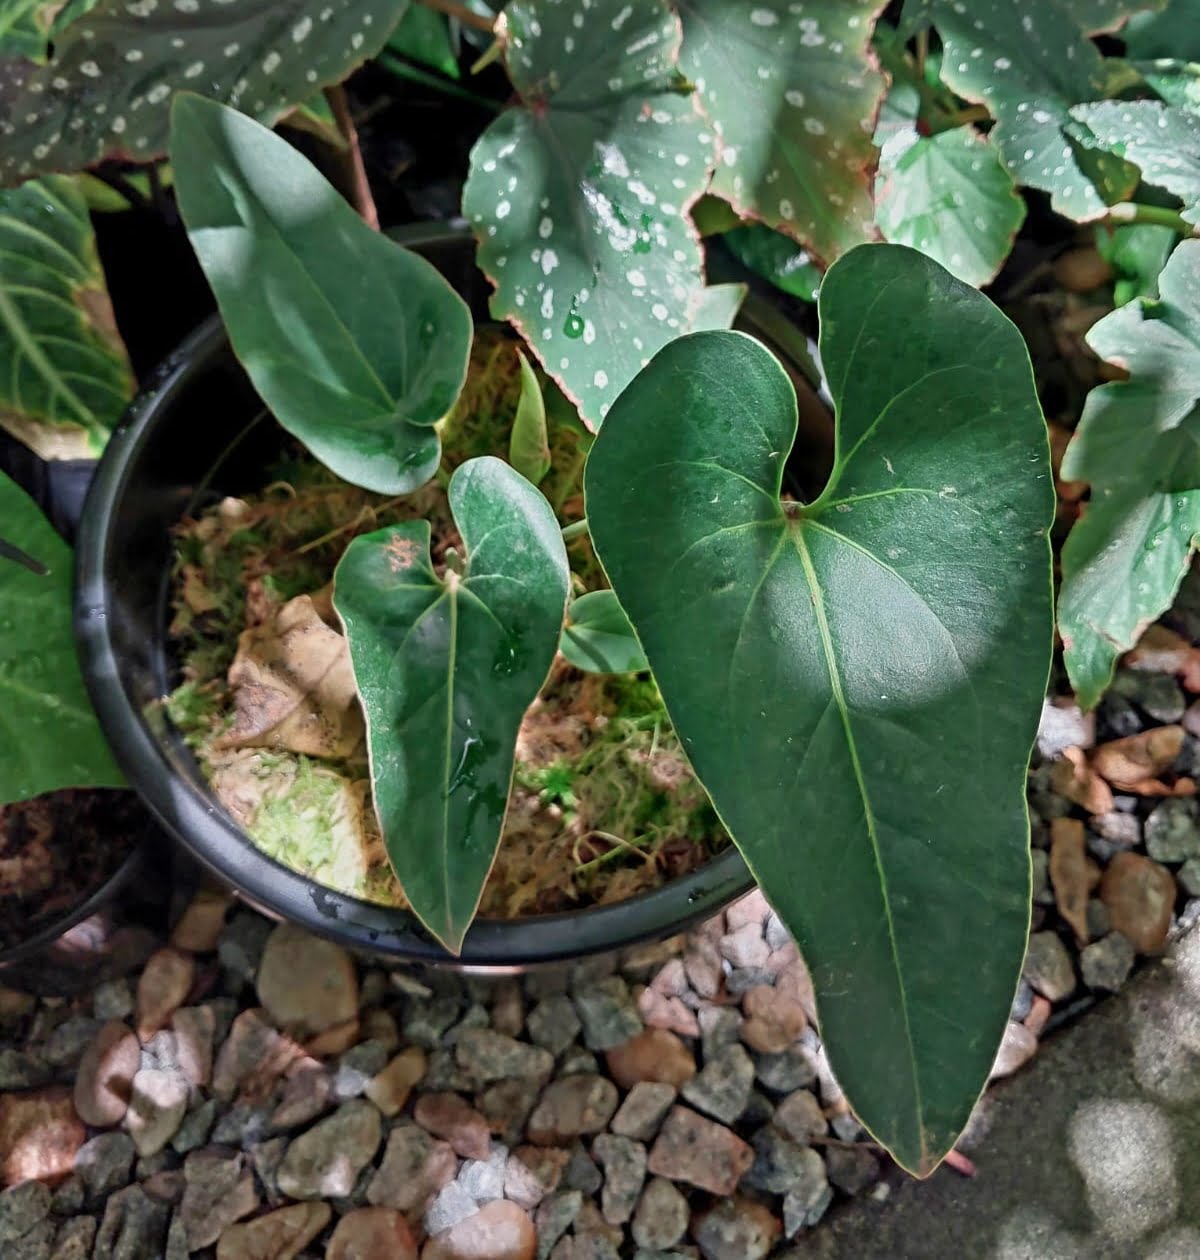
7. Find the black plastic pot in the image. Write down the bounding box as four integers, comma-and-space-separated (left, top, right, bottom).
74, 225, 822, 967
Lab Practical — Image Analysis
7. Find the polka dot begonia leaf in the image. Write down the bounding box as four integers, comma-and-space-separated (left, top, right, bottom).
677, 0, 887, 265
0, 0, 409, 185
462, 0, 714, 432
905, 0, 1150, 221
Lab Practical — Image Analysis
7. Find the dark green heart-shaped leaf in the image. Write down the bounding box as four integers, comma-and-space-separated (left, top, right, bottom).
509, 348, 550, 485
462, 0, 712, 430
678, 0, 885, 264
0, 0, 408, 184
1123, 2, 1196, 60
905, 0, 1144, 220
170, 94, 471, 495
1073, 100, 1200, 224
722, 224, 821, 302
560, 590, 648, 674
0, 174, 135, 459
333, 456, 569, 952
585, 244, 1054, 1174
0, 472, 123, 803
876, 124, 1026, 287
1061, 239, 1200, 707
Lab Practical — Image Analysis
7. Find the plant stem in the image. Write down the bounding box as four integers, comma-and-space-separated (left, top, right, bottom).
928, 103, 991, 133
1106, 202, 1197, 236
553, 449, 587, 515
324, 84, 380, 231
376, 53, 501, 111
417, 0, 494, 33
561, 518, 590, 542
89, 167, 151, 213
915, 28, 928, 81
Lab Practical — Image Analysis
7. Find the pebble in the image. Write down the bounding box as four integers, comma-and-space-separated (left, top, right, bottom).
1094, 725, 1185, 789
136, 949, 195, 1041
535, 1190, 583, 1257
611, 1082, 677, 1141
93, 1183, 169, 1260
1022, 931, 1076, 1002
170, 1006, 215, 1089
0, 1050, 49, 1091
1048, 818, 1099, 943
255, 924, 359, 1036
647, 1107, 753, 1195
426, 1179, 480, 1235
74, 1020, 140, 1127
270, 1063, 331, 1132
527, 996, 582, 1055
1091, 811, 1142, 849
606, 1030, 696, 1089
179, 1149, 259, 1248
1181, 858, 1200, 897
75, 1133, 135, 1204
365, 1045, 427, 1117
0, 1088, 84, 1185
44, 1015, 101, 1069
783, 1170, 833, 1236
744, 1127, 824, 1195
422, 1200, 536, 1260
631, 1177, 689, 1251
170, 889, 230, 953
680, 1043, 754, 1124
751, 1045, 818, 1094
51, 1172, 84, 1215
52, 1216, 96, 1260
333, 1039, 390, 1100
415, 1092, 492, 1160
1080, 931, 1137, 991
563, 1143, 603, 1195
275, 1099, 381, 1198
479, 1077, 543, 1144
127, 1068, 189, 1156
403, 996, 462, 1049
990, 1021, 1038, 1081
504, 1147, 568, 1210
1100, 852, 1177, 953
217, 912, 273, 984
326, 1206, 417, 1260
1146, 798, 1200, 862
593, 1134, 647, 1225
637, 988, 700, 1037
1037, 699, 1095, 759
684, 940, 724, 999
698, 1006, 741, 1061
212, 1008, 300, 1101
740, 984, 806, 1053
718, 924, 770, 970
214, 1200, 330, 1260
456, 1028, 554, 1084
459, 1144, 508, 1202
773, 1089, 828, 1143
692, 1197, 781, 1260
573, 977, 643, 1051
0, 1180, 51, 1244
325, 1204, 418, 1260
527, 1075, 619, 1145
824, 1144, 880, 1195
367, 1123, 457, 1214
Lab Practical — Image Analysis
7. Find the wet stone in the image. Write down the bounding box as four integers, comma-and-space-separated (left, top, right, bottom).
680, 1043, 754, 1124
527, 996, 582, 1056
573, 977, 643, 1051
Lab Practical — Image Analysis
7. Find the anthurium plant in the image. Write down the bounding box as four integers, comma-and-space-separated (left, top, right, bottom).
0, 0, 1197, 1176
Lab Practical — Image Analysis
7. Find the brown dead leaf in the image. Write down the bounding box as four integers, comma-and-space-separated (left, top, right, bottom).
1050, 747, 1115, 815
1048, 818, 1099, 945
1092, 726, 1185, 791
218, 594, 364, 758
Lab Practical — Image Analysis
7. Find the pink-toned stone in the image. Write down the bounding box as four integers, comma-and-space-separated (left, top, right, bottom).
0, 1087, 84, 1185
180, 1150, 259, 1248
725, 889, 770, 932
74, 1019, 140, 1127
718, 923, 769, 970
649, 957, 689, 998
414, 1092, 491, 1160
365, 1047, 428, 1118
683, 939, 723, 999
256, 923, 358, 1037
990, 1021, 1038, 1081
270, 1061, 332, 1132
606, 1029, 697, 1090
170, 888, 231, 952
647, 1106, 753, 1195
420, 1200, 535, 1260
136, 949, 195, 1041
637, 988, 700, 1037
740, 984, 806, 1054
326, 1207, 418, 1260
216, 1201, 330, 1260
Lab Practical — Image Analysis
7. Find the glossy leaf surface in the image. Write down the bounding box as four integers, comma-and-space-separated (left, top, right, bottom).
462, 0, 712, 429
678, 0, 885, 264
0, 472, 123, 803
0, 0, 407, 184
170, 95, 472, 495
508, 349, 550, 485
1061, 240, 1200, 707
0, 175, 134, 459
586, 244, 1054, 1173
723, 224, 821, 302
560, 590, 648, 674
333, 456, 569, 952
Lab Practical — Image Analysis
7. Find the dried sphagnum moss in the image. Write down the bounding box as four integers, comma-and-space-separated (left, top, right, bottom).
167, 328, 727, 916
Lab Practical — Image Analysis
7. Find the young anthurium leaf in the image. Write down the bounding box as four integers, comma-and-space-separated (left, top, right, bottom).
677, 0, 885, 264
386, 2, 459, 79
462, 0, 713, 430
0, 175, 135, 459
333, 456, 569, 952
170, 94, 471, 496
875, 124, 1026, 287
1095, 221, 1178, 304
509, 349, 550, 485
560, 590, 648, 675
1073, 100, 1200, 224
0, 472, 123, 803
1060, 240, 1200, 709
0, 0, 408, 184
904, 0, 1144, 221
585, 244, 1054, 1175
690, 283, 747, 332
722, 224, 821, 302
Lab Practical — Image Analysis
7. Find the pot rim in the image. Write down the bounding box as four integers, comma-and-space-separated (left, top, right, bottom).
74, 228, 758, 967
